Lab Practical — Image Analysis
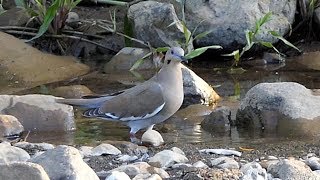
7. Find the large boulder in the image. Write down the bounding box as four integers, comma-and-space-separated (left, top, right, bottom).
127, 1, 186, 48
0, 94, 74, 131
128, 0, 296, 50
30, 145, 99, 180
0, 32, 89, 94
236, 82, 320, 136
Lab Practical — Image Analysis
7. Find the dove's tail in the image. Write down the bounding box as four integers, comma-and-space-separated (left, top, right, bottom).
56, 96, 113, 108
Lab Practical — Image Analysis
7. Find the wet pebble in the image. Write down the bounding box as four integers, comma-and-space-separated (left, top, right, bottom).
141, 129, 164, 147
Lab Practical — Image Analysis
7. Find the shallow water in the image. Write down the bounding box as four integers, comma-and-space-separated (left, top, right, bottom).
12, 55, 320, 147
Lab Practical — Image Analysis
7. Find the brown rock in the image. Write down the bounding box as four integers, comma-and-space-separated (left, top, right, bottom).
0, 115, 24, 136
52, 85, 93, 98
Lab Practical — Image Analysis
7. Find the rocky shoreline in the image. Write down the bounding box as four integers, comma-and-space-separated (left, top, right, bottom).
1, 140, 320, 180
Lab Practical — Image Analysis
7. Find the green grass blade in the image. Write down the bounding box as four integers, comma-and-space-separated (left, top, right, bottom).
27, 0, 60, 41
156, 47, 170, 52
182, 21, 191, 44
130, 52, 152, 71
194, 30, 212, 41
259, 41, 273, 48
185, 45, 222, 59
268, 31, 301, 52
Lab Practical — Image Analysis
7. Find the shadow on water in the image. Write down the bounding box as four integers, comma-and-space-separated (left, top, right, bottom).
13, 55, 320, 147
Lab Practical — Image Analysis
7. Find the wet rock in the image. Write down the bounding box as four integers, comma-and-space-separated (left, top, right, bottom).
201, 106, 231, 132
105, 171, 131, 180
210, 157, 239, 169
306, 157, 320, 170
0, 94, 75, 131
193, 161, 209, 168
149, 149, 188, 168
236, 82, 320, 135
241, 162, 267, 180
0, 7, 30, 26
167, 0, 296, 49
0, 162, 50, 180
0, 114, 24, 136
171, 163, 193, 169
14, 142, 55, 156
0, 142, 30, 163
52, 85, 93, 98
268, 159, 320, 179
199, 148, 242, 156
182, 65, 220, 105
127, 1, 187, 48
1, 0, 17, 9
141, 129, 164, 147
104, 47, 155, 72
30, 145, 99, 180
0, 32, 90, 94
108, 162, 169, 179
91, 143, 122, 156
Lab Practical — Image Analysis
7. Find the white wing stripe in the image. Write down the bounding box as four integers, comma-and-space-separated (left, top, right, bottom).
104, 103, 165, 121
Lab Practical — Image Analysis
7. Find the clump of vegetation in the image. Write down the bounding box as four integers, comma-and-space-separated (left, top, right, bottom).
224, 12, 301, 66
296, 0, 320, 39
15, 0, 82, 41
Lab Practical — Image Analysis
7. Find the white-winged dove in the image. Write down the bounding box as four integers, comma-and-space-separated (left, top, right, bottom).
56, 47, 187, 140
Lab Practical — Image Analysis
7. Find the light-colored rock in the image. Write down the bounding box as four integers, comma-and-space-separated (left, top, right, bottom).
128, 1, 187, 48
0, 114, 24, 136
79, 146, 93, 157
306, 157, 320, 170
117, 154, 138, 162
91, 143, 122, 156
141, 129, 164, 147
171, 147, 185, 155
30, 145, 99, 180
211, 157, 239, 169
109, 162, 169, 179
104, 47, 155, 72
268, 159, 320, 180
171, 163, 192, 169
149, 149, 188, 168
0, 32, 89, 94
0, 162, 50, 180
193, 161, 209, 168
0, 94, 74, 131
133, 173, 162, 180
201, 106, 232, 131
52, 85, 93, 99
182, 65, 220, 105
105, 171, 131, 180
199, 148, 242, 156
0, 143, 30, 163
241, 162, 267, 180
146, 174, 162, 180
236, 82, 320, 136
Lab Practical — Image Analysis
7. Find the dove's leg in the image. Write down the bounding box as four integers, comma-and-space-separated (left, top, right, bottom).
129, 127, 140, 144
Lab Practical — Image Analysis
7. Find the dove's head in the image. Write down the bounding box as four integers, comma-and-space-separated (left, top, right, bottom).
164, 47, 188, 64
